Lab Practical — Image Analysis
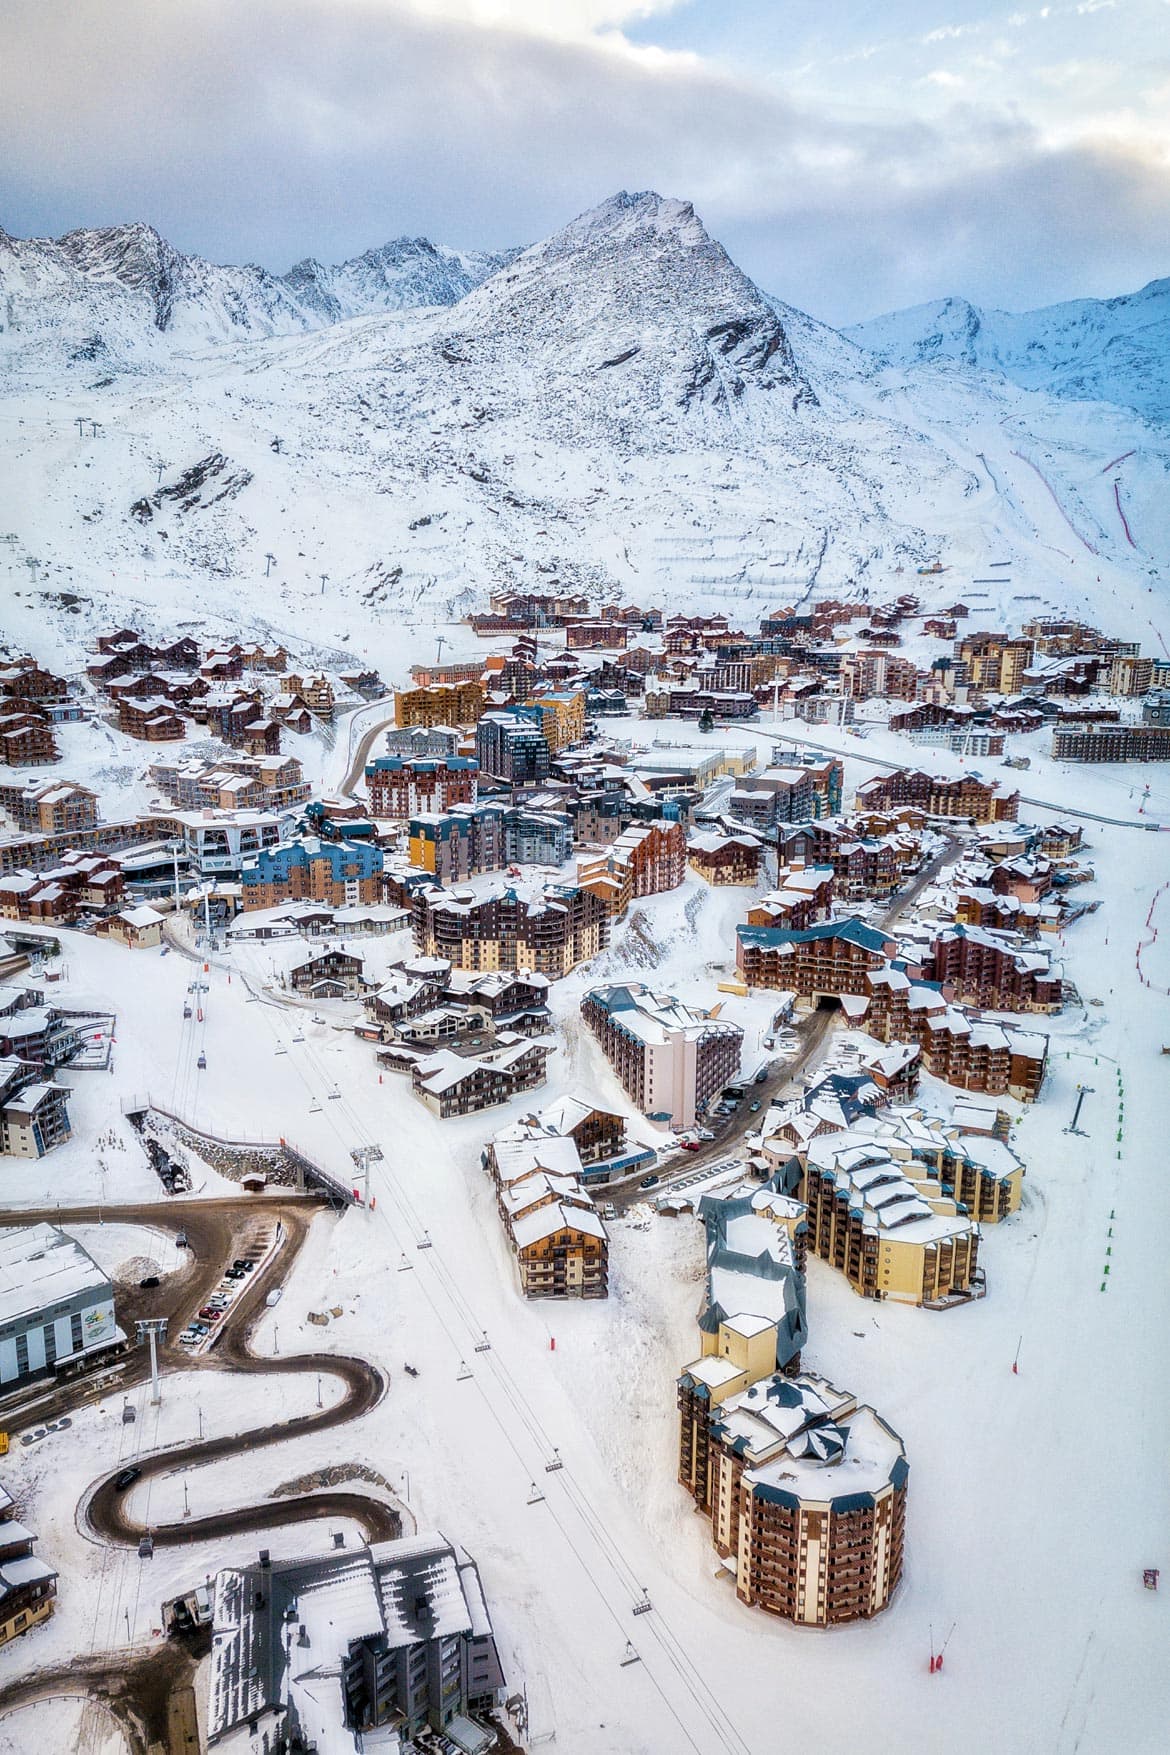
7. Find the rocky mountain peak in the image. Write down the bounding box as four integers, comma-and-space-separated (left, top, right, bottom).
452, 189, 817, 418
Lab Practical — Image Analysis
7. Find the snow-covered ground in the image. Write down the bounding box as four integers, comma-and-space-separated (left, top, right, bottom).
2, 186, 1168, 1754
0, 709, 1167, 1751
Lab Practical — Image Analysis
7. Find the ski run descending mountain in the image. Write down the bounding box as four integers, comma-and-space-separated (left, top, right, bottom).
848, 278, 1170, 425
0, 189, 1167, 680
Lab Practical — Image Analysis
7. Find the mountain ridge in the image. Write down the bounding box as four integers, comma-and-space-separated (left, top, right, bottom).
847, 279, 1170, 422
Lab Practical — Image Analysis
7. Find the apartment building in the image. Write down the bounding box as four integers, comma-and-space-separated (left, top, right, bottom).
365, 755, 478, 819
1053, 722, 1170, 761
854, 768, 1019, 823
475, 709, 550, 784
0, 1485, 57, 1650
0, 1058, 72, 1158
408, 805, 507, 883
289, 949, 366, 999
115, 690, 188, 741
395, 679, 485, 728
581, 982, 743, 1129
709, 1373, 907, 1626
207, 1535, 503, 1749
149, 754, 310, 813
0, 782, 99, 837
954, 632, 1035, 694
921, 923, 1063, 1012
687, 831, 764, 886
839, 650, 919, 701
486, 1129, 609, 1297
240, 837, 384, 910
383, 724, 463, 759
577, 818, 686, 917
790, 1131, 982, 1306
729, 768, 816, 832
410, 1034, 553, 1117
1108, 653, 1154, 697
524, 688, 586, 753
0, 712, 59, 766
412, 883, 609, 978
736, 919, 898, 1000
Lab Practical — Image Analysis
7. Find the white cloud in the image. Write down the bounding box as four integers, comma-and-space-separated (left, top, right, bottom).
0, 0, 1167, 323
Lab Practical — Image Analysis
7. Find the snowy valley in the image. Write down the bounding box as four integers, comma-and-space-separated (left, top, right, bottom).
0, 189, 1167, 1755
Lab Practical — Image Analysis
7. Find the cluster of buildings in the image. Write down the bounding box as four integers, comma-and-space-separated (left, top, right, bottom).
0, 989, 75, 1157
676, 1175, 908, 1626
147, 752, 311, 814
0, 654, 71, 767
84, 626, 380, 751
205, 1533, 505, 1752
482, 1098, 634, 1297
735, 915, 1051, 1102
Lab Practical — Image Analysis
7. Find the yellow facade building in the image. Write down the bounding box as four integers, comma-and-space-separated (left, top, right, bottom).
525, 689, 586, 753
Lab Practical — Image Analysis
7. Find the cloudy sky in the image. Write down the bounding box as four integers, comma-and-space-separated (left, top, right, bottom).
3, 0, 1168, 322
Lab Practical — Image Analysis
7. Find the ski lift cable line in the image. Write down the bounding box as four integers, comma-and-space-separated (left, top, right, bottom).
233, 980, 749, 1748
286, 1026, 752, 1747
367, 1155, 754, 1753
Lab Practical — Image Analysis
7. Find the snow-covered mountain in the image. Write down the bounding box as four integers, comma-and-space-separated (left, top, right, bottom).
847, 280, 1170, 422
442, 191, 817, 418
0, 189, 1166, 679
0, 221, 513, 367
283, 238, 517, 325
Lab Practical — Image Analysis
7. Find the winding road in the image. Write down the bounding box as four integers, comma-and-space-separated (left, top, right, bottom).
0, 1191, 397, 1750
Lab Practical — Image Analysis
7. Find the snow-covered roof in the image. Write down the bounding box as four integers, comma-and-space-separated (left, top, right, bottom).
510, 1201, 607, 1249
0, 1224, 110, 1323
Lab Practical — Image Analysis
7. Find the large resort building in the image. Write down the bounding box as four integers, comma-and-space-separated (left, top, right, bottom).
677, 1178, 907, 1626
581, 982, 743, 1129
411, 882, 608, 978
736, 918, 1049, 1101
207, 1533, 504, 1751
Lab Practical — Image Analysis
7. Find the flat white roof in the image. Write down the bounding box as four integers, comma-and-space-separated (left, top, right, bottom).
0, 1224, 110, 1323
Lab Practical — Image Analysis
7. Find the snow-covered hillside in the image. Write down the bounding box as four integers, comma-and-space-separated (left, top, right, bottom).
0, 190, 1167, 679
847, 279, 1170, 424
0, 220, 512, 368
283, 238, 517, 325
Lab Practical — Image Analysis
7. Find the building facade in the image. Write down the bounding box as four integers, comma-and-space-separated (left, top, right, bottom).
582, 982, 743, 1129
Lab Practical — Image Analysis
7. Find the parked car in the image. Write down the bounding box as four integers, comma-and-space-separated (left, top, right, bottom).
599, 1202, 617, 1221
174, 1233, 188, 1248
680, 1141, 701, 1152
224, 1267, 245, 1281
233, 1259, 256, 1272
639, 1173, 660, 1189
139, 1274, 160, 1290
697, 1129, 715, 1142
115, 1467, 141, 1492
198, 1307, 223, 1322
749, 1101, 761, 1113
178, 1329, 201, 1347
